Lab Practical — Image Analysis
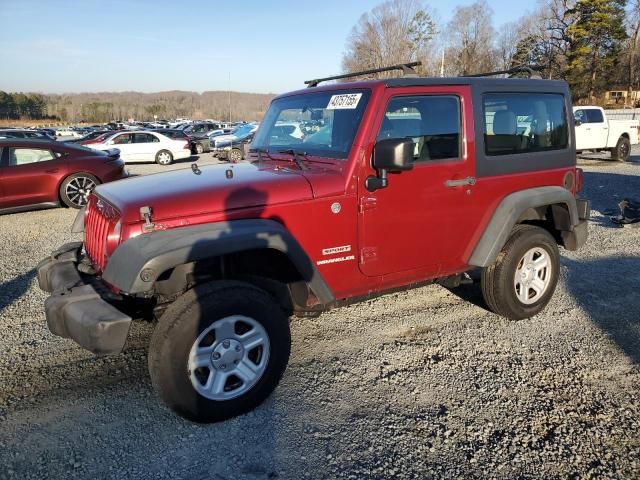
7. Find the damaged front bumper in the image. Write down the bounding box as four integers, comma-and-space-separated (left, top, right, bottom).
37, 242, 132, 355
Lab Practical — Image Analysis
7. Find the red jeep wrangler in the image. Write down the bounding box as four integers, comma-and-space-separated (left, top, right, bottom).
37, 64, 590, 423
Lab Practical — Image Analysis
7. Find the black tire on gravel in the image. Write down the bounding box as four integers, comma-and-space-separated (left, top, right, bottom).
611, 136, 631, 162
59, 172, 100, 208
481, 224, 560, 320
148, 281, 291, 423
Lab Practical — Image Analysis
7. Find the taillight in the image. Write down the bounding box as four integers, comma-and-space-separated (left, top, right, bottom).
576, 168, 584, 193
184, 142, 190, 150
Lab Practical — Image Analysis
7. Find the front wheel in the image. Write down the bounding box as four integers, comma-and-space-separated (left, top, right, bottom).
59, 173, 100, 208
155, 149, 173, 165
481, 225, 559, 320
195, 143, 204, 154
228, 148, 243, 163
148, 281, 291, 423
611, 136, 631, 162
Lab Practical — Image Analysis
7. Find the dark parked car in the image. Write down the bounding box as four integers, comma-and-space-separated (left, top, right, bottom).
0, 139, 127, 213
212, 131, 255, 162
190, 128, 233, 154
65, 130, 110, 144
0, 129, 53, 140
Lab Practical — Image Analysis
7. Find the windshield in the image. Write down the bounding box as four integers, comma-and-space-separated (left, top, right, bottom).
252, 89, 371, 159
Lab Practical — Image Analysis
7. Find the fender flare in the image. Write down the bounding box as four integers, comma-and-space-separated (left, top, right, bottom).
468, 186, 579, 268
102, 219, 335, 305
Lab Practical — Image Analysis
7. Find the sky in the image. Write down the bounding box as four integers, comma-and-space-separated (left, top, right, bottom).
0, 0, 521, 95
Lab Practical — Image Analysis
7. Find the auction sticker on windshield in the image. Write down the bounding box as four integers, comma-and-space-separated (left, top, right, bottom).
327, 93, 362, 110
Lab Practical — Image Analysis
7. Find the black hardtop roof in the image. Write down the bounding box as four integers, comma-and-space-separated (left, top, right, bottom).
384, 76, 568, 90
276, 76, 570, 100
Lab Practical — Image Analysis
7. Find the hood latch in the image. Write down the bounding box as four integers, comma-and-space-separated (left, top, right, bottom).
140, 206, 155, 232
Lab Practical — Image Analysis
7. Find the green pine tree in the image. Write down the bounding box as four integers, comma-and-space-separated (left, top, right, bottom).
566, 0, 627, 100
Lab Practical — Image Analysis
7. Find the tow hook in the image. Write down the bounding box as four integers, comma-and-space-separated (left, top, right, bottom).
140, 206, 155, 232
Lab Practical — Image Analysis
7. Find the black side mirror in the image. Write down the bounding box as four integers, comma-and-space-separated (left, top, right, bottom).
366, 138, 414, 192
574, 118, 582, 127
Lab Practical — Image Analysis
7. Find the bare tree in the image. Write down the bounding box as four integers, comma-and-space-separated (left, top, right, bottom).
444, 0, 496, 75
495, 21, 522, 70
341, 0, 438, 77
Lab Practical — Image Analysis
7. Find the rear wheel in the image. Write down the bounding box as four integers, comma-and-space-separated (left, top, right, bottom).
59, 173, 100, 208
156, 149, 173, 165
228, 148, 243, 163
611, 136, 631, 162
148, 281, 291, 423
195, 143, 204, 154
481, 225, 559, 320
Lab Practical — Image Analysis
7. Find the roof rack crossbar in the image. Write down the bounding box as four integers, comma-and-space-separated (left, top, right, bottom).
461, 65, 542, 79
304, 62, 421, 88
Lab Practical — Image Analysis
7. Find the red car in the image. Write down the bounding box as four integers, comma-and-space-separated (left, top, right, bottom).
0, 138, 127, 213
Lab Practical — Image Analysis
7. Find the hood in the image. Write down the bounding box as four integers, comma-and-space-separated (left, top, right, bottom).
94, 162, 313, 224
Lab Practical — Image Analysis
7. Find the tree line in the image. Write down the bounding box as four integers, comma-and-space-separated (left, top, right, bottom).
342, 0, 636, 103
0, 90, 274, 123
0, 92, 50, 120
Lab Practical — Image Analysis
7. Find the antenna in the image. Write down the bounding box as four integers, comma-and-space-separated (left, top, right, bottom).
304, 62, 421, 88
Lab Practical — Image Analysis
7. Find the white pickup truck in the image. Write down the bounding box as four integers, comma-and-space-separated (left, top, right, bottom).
573, 106, 639, 161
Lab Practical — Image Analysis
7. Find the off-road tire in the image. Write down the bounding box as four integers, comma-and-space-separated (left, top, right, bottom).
611, 136, 631, 162
228, 148, 243, 163
148, 281, 291, 423
155, 149, 173, 165
59, 173, 100, 208
481, 225, 559, 320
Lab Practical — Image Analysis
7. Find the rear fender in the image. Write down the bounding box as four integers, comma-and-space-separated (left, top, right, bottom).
469, 186, 580, 267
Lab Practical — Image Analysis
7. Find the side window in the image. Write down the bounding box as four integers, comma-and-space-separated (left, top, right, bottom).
8, 148, 55, 166
585, 109, 604, 123
574, 109, 587, 123
113, 134, 132, 145
483, 93, 568, 156
134, 133, 158, 143
377, 95, 461, 161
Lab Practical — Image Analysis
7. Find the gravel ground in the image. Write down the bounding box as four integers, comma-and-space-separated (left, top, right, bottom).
0, 150, 639, 480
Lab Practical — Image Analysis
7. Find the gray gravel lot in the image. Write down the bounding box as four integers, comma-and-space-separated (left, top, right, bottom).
0, 150, 639, 480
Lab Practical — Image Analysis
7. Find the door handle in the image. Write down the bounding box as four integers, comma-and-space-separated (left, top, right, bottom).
445, 176, 476, 187
45, 168, 59, 173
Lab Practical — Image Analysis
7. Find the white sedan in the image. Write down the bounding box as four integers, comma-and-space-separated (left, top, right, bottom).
85, 131, 191, 165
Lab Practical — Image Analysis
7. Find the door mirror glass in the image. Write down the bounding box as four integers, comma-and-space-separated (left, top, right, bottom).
373, 138, 414, 172
574, 118, 582, 127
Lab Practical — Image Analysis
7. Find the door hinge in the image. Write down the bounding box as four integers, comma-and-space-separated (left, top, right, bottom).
360, 247, 378, 263
359, 197, 377, 213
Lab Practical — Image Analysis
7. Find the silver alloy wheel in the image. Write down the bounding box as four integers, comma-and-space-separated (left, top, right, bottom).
513, 247, 552, 305
196, 143, 204, 154
187, 315, 270, 401
65, 176, 96, 207
157, 151, 172, 165
229, 149, 242, 162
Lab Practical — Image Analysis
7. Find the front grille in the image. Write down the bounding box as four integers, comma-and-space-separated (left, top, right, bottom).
84, 195, 120, 272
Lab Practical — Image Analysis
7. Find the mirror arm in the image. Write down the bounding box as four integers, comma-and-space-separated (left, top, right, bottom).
365, 169, 388, 192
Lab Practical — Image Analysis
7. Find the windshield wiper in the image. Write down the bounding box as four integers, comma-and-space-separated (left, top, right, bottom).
278, 149, 308, 170
250, 147, 274, 163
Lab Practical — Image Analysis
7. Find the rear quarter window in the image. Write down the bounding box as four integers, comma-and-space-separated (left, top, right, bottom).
483, 93, 568, 156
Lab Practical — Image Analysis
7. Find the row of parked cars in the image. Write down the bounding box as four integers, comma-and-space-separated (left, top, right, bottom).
0, 120, 264, 214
